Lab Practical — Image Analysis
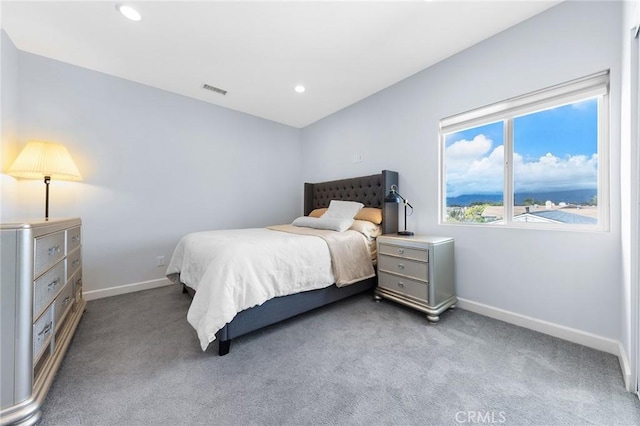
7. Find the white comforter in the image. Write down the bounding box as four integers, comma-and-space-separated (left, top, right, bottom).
167, 228, 337, 351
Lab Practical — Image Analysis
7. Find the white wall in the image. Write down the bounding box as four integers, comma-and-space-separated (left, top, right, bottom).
1, 31, 19, 222
6, 46, 303, 295
620, 0, 640, 392
301, 2, 623, 341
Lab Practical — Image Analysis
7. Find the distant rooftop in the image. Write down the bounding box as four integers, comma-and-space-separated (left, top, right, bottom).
511, 210, 598, 224
481, 204, 598, 223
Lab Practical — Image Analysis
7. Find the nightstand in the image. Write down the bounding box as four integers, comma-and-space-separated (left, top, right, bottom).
374, 234, 456, 322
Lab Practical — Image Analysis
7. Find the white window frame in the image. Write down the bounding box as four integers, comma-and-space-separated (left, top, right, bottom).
439, 71, 610, 231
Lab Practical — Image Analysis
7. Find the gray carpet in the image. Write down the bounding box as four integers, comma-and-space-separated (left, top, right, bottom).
40, 285, 639, 425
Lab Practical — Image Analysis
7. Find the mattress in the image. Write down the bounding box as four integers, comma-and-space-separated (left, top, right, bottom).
167, 227, 373, 350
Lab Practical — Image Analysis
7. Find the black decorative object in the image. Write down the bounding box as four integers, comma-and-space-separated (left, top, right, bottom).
385, 184, 414, 236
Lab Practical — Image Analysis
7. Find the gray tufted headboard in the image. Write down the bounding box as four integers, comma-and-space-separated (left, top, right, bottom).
303, 170, 399, 235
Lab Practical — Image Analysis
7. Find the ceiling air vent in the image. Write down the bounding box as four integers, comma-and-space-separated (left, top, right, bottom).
202, 83, 227, 96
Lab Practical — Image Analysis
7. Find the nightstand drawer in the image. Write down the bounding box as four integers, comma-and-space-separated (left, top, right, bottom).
378, 243, 428, 262
34, 231, 65, 278
378, 254, 427, 281
379, 272, 427, 302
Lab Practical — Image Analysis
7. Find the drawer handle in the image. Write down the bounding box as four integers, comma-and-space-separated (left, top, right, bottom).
37, 322, 52, 340
397, 248, 404, 254
47, 279, 60, 291
397, 282, 405, 288
62, 296, 71, 306
397, 264, 405, 270
71, 235, 80, 242
72, 259, 80, 266
48, 246, 61, 256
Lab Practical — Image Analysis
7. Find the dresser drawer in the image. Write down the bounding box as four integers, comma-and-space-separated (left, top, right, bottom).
73, 271, 83, 312
66, 226, 81, 254
378, 243, 428, 262
34, 231, 65, 278
54, 281, 74, 332
34, 260, 65, 320
378, 254, 428, 282
67, 248, 81, 277
379, 272, 428, 302
33, 305, 53, 362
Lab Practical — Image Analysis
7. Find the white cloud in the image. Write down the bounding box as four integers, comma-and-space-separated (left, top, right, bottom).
445, 135, 502, 196
446, 134, 492, 159
513, 152, 597, 192
445, 134, 597, 197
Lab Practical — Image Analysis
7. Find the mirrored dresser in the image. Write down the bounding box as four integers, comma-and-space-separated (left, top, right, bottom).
1, 218, 86, 425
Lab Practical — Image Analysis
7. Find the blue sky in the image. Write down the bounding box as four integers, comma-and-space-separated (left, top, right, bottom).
444, 97, 598, 197
514, 98, 598, 160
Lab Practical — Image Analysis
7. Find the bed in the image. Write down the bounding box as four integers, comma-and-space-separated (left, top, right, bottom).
168, 170, 399, 355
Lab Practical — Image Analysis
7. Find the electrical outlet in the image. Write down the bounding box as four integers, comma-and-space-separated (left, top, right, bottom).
156, 256, 165, 267
352, 154, 363, 163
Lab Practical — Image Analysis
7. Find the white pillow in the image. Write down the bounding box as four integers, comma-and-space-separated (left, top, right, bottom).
349, 220, 382, 240
291, 216, 354, 232
322, 200, 364, 219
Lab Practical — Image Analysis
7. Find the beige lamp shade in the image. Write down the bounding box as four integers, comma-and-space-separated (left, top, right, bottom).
8, 141, 82, 181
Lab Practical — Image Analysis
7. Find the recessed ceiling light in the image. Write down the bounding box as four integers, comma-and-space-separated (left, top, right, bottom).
116, 3, 141, 21
294, 85, 306, 93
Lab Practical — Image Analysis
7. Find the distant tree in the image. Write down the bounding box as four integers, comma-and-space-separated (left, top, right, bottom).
446, 207, 461, 222
447, 204, 497, 223
470, 200, 502, 207
523, 197, 539, 206
463, 204, 487, 222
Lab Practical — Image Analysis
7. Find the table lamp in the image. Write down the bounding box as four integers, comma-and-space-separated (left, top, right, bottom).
384, 184, 414, 236
8, 141, 82, 219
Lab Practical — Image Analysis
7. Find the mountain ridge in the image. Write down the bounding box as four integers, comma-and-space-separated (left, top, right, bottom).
447, 188, 596, 206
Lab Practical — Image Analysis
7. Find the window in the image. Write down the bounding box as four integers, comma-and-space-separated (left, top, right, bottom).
440, 71, 609, 230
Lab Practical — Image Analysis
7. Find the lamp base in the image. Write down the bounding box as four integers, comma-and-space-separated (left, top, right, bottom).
397, 230, 414, 236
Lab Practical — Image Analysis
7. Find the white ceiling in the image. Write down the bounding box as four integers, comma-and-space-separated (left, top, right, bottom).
1, 1, 560, 128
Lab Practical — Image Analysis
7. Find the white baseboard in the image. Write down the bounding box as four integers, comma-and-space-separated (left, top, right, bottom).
456, 298, 621, 356
83, 278, 173, 301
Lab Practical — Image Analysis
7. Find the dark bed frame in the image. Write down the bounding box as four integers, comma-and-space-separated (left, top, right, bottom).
183, 170, 399, 355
